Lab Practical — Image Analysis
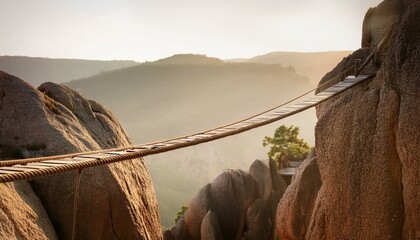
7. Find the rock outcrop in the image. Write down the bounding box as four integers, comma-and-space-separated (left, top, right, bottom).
0, 71, 162, 239
276, 154, 321, 240
165, 159, 287, 240
276, 0, 419, 239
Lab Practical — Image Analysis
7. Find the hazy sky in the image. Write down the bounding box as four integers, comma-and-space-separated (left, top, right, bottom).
0, 0, 382, 62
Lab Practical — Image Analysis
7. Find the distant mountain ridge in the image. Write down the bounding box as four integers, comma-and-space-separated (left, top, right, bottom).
151, 54, 224, 65
228, 51, 352, 84
0, 51, 350, 87
0, 56, 139, 87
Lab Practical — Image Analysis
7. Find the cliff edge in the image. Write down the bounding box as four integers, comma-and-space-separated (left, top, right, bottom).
276, 0, 419, 239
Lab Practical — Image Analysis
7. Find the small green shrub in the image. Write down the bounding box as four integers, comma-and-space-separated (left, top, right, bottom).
174, 205, 188, 224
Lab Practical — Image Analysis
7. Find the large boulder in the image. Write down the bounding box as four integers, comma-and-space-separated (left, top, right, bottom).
0, 74, 58, 240
165, 159, 287, 240
276, 155, 321, 240
0, 72, 161, 239
276, 0, 419, 239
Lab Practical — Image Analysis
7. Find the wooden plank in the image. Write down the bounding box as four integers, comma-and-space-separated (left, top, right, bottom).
200, 132, 218, 136
273, 109, 292, 114
0, 167, 26, 172
166, 140, 187, 144
244, 119, 263, 124
208, 128, 230, 133
292, 102, 312, 107
0, 169, 21, 174
106, 151, 127, 155
194, 134, 213, 137
315, 92, 334, 97
336, 82, 353, 86
234, 122, 252, 126
20, 164, 51, 170
143, 145, 158, 149
132, 146, 152, 149
178, 138, 195, 142
8, 165, 47, 171
284, 105, 301, 110
305, 96, 327, 102
301, 100, 319, 104
266, 112, 285, 117
78, 153, 115, 159
153, 143, 174, 147
71, 157, 94, 162
205, 130, 227, 135
221, 126, 240, 130
126, 148, 145, 152
254, 117, 271, 121
27, 163, 57, 167
41, 159, 81, 164
187, 136, 204, 140
7, 166, 37, 171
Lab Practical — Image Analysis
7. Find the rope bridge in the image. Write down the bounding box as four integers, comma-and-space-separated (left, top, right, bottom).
0, 32, 391, 183
0, 74, 370, 183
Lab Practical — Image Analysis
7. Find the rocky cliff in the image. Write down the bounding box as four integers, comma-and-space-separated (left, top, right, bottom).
276, 0, 419, 239
0, 71, 161, 239
164, 159, 287, 240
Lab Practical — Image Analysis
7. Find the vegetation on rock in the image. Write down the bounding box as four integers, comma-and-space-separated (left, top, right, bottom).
263, 125, 311, 169
174, 205, 188, 224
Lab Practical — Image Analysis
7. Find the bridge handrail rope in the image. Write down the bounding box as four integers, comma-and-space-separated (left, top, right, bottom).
0, 33, 391, 183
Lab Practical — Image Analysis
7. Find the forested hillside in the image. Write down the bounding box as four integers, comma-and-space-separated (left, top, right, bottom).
0, 56, 138, 87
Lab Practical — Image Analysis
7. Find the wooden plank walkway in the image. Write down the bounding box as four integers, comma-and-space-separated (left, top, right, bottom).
0, 75, 371, 183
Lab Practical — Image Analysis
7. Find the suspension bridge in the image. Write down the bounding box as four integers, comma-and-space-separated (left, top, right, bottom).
0, 73, 369, 183
0, 33, 390, 184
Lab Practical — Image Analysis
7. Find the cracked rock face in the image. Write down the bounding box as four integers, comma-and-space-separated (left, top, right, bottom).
276, 0, 419, 239
0, 72, 162, 239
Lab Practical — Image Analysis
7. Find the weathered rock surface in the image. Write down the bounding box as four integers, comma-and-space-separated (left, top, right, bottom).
276, 0, 419, 239
362, 0, 403, 48
0, 72, 162, 239
0, 182, 58, 240
165, 159, 287, 240
276, 155, 321, 240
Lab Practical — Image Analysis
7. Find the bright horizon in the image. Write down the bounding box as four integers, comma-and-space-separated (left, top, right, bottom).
1, 0, 382, 62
